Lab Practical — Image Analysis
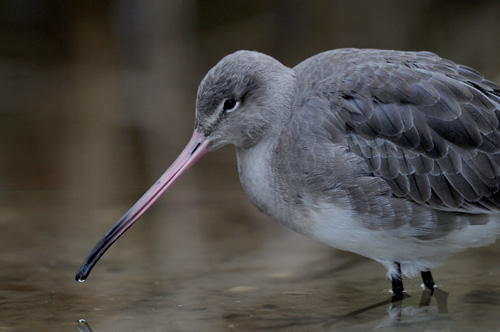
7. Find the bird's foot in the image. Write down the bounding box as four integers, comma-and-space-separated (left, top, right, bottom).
391, 285, 405, 302
421, 270, 436, 294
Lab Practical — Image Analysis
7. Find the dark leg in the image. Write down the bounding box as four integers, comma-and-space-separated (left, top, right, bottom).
421, 270, 435, 292
391, 262, 405, 301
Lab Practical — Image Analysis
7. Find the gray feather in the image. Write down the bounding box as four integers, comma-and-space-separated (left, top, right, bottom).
293, 48, 500, 212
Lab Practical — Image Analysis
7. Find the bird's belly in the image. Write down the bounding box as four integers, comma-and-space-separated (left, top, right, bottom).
298, 203, 500, 277
301, 203, 399, 260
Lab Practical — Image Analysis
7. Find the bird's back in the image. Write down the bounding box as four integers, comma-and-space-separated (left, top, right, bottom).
281, 48, 500, 215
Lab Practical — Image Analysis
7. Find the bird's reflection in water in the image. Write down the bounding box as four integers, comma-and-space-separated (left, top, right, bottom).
372, 289, 449, 328
217, 288, 451, 330
323, 289, 449, 330
371, 290, 449, 330
74, 288, 478, 330
76, 319, 93, 332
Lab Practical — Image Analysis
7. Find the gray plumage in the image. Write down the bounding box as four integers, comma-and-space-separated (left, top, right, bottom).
75, 48, 500, 286
195, 49, 500, 278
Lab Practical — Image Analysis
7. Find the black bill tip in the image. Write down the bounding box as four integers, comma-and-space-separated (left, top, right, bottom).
75, 264, 91, 282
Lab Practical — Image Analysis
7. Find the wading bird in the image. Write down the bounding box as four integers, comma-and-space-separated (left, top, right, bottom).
76, 49, 500, 299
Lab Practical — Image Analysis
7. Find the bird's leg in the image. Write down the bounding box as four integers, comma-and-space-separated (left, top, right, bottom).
391, 262, 405, 301
421, 270, 435, 293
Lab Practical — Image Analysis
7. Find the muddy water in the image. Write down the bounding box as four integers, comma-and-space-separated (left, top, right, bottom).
1, 179, 500, 331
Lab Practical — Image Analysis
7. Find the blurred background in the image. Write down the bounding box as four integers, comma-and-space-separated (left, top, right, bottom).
1, 1, 500, 330
2, 0, 499, 197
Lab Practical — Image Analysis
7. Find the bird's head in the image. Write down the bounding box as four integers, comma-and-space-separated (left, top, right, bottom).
75, 51, 295, 282
195, 50, 295, 150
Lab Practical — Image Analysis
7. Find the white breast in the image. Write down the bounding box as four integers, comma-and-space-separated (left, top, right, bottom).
236, 142, 284, 220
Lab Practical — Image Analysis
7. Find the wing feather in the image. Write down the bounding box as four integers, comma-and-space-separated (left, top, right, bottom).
325, 50, 500, 211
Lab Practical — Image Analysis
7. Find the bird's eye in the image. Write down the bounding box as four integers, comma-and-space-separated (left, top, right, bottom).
222, 98, 239, 113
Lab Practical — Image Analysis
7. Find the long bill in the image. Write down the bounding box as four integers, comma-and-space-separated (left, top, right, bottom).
75, 131, 210, 282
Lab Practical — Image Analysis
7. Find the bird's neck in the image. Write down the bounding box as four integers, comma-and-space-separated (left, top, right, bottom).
236, 136, 285, 222
235, 68, 297, 220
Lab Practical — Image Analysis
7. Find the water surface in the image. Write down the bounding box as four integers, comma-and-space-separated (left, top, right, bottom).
1, 185, 500, 331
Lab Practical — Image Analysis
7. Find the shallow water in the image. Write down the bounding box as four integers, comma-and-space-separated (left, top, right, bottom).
2, 184, 500, 331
